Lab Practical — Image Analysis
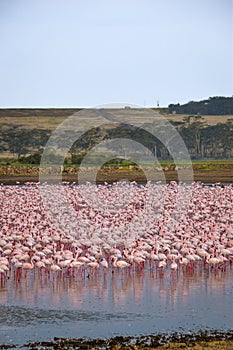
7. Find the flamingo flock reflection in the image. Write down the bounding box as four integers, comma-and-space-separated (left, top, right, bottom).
0, 182, 232, 279
0, 264, 231, 310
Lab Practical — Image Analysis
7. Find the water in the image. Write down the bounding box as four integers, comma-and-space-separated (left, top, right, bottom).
0, 181, 232, 345
0, 264, 232, 345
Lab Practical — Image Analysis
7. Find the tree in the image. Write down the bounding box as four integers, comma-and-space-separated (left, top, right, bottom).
168, 96, 233, 115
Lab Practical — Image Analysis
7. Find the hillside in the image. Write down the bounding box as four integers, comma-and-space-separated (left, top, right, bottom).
0, 107, 232, 162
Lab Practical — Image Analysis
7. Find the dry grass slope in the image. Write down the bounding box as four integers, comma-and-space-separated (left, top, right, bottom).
115, 340, 233, 349
0, 108, 232, 131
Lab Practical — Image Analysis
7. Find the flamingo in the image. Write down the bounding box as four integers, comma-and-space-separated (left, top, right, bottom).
87, 261, 99, 269
100, 258, 108, 268
22, 259, 34, 270
0, 181, 232, 276
158, 260, 167, 269
70, 260, 84, 268
112, 256, 130, 268
170, 261, 178, 270
50, 264, 61, 272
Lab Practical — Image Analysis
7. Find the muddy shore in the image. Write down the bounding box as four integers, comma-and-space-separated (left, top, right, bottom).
0, 164, 232, 184
1, 330, 232, 349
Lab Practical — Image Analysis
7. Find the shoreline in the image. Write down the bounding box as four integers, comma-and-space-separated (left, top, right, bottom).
0, 164, 232, 184
0, 171, 232, 185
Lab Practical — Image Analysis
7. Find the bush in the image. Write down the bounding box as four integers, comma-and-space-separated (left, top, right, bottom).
104, 158, 135, 166
71, 154, 84, 164
19, 153, 42, 164
19, 153, 68, 165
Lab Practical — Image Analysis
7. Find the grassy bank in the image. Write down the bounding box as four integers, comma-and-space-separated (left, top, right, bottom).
0, 160, 232, 184
0, 159, 232, 173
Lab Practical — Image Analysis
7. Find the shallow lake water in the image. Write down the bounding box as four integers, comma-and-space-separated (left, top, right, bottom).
0, 263, 232, 345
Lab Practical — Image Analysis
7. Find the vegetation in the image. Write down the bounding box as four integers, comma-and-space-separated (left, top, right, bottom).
1, 116, 232, 164
177, 116, 233, 159
168, 96, 233, 115
0, 127, 51, 159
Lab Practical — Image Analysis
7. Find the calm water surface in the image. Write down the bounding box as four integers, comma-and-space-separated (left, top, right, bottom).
0, 264, 232, 345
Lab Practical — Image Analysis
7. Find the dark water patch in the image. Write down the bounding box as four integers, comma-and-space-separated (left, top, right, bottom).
0, 305, 138, 327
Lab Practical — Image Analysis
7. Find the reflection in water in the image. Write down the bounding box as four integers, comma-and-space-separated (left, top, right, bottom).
0, 263, 232, 345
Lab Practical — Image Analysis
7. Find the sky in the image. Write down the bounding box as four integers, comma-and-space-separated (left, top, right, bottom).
0, 0, 232, 108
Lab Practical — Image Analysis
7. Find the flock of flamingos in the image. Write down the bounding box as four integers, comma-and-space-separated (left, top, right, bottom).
0, 181, 232, 278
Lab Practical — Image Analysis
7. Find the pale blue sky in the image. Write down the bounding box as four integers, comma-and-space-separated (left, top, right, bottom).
0, 0, 232, 107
